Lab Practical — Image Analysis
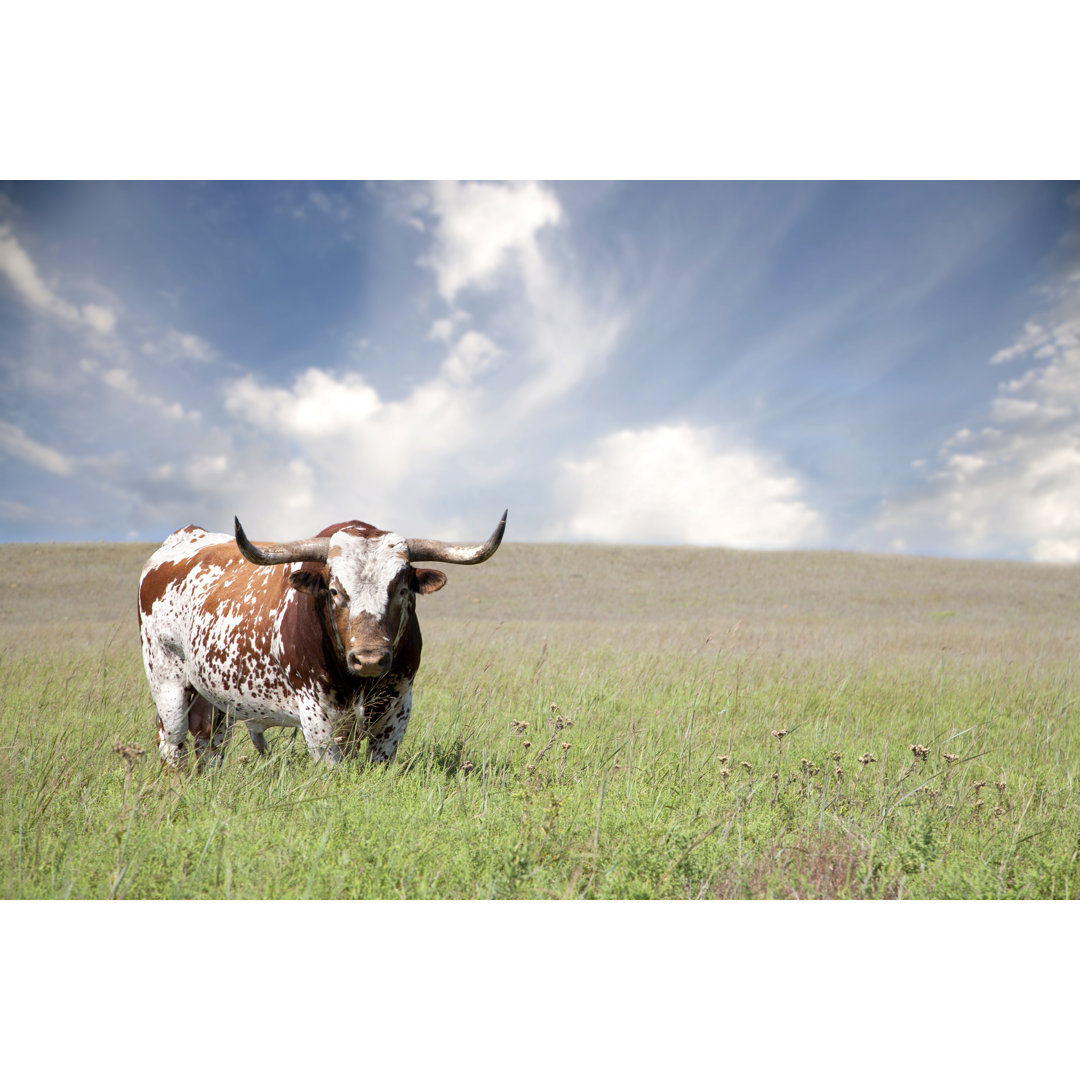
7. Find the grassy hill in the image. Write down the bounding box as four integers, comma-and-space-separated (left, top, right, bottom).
2, 540, 1077, 898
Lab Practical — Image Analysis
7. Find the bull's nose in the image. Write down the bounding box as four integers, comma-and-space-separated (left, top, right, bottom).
347, 649, 391, 676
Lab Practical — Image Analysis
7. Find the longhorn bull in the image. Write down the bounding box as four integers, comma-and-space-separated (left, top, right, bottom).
138, 511, 506, 768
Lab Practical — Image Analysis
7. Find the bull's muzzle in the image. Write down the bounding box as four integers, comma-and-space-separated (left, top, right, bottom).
347, 648, 392, 677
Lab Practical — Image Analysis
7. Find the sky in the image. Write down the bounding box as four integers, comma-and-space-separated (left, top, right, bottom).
2, 179, 1079, 560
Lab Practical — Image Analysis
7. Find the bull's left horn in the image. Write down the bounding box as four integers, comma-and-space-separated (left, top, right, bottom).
406, 510, 507, 565
234, 518, 331, 565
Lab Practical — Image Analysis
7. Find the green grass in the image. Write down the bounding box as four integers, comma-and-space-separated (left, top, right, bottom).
2, 541, 1078, 898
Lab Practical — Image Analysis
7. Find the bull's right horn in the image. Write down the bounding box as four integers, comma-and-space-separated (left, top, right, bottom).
234, 518, 330, 565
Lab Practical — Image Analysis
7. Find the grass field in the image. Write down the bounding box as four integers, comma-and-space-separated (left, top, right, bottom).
2, 539, 1078, 899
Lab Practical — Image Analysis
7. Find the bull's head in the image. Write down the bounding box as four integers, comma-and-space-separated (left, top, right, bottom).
233, 512, 506, 677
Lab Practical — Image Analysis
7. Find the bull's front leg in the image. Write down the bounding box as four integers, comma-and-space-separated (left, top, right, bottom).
297, 695, 342, 766
366, 679, 412, 764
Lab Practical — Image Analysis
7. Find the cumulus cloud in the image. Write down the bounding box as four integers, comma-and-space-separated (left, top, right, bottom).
876, 268, 1080, 560
554, 423, 825, 548
221, 361, 485, 529
419, 180, 562, 304
226, 367, 381, 438
0, 223, 117, 334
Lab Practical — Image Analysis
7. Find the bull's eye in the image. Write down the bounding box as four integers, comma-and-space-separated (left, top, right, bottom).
329, 587, 339, 599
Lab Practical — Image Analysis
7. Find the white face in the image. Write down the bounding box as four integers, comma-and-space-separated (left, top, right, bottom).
322, 532, 414, 673
327, 531, 411, 622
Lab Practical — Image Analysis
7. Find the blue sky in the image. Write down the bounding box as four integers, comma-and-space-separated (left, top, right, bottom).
2, 180, 1079, 559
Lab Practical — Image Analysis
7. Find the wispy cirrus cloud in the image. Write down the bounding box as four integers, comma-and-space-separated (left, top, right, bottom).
215, 181, 626, 537
0, 418, 76, 477
79, 358, 202, 423
875, 264, 1080, 561
0, 223, 117, 335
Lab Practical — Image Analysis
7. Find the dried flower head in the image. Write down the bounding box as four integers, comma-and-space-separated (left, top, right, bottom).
911, 744, 930, 760
719, 767, 731, 780
717, 755, 729, 765
460, 760, 475, 775
858, 752, 877, 765
996, 780, 1007, 794
511, 720, 529, 734
943, 753, 960, 765
523, 741, 532, 750
741, 761, 753, 773
973, 780, 987, 792
830, 750, 842, 763
771, 729, 788, 742
113, 742, 146, 763
561, 743, 571, 752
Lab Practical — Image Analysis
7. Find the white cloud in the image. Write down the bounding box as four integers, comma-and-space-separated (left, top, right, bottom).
554, 423, 825, 548
428, 312, 468, 343
440, 330, 501, 384
876, 268, 1080, 561
0, 223, 117, 334
420, 180, 562, 304
0, 182, 622, 544
80, 358, 200, 422
309, 188, 351, 221
142, 327, 217, 364
0, 419, 75, 477
81, 303, 117, 334
210, 181, 623, 537
226, 368, 380, 437
0, 498, 34, 521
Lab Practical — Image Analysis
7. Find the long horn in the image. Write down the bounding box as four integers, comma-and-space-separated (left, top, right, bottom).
406, 510, 507, 565
234, 517, 330, 565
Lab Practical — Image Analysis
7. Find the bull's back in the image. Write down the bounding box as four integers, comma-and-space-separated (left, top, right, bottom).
139, 526, 233, 633
139, 527, 291, 706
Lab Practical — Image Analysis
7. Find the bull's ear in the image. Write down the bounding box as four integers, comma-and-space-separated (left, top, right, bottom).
414, 568, 447, 595
289, 569, 327, 594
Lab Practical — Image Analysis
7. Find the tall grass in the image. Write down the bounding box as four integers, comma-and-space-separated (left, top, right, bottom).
1, 541, 1078, 898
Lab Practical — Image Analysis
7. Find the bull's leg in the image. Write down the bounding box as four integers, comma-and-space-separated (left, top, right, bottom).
366, 683, 412, 765
298, 699, 341, 766
245, 722, 270, 756
208, 707, 234, 766
191, 697, 233, 772
152, 678, 191, 770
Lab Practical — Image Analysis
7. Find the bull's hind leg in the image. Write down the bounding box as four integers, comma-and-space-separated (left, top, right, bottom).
245, 722, 270, 756
152, 677, 191, 769
190, 695, 233, 772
